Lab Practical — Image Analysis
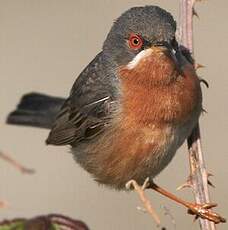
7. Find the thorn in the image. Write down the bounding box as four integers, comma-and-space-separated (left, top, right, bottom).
207, 172, 214, 177
193, 8, 200, 18
202, 203, 217, 209
208, 180, 215, 188
176, 181, 192, 191
206, 172, 215, 187
176, 182, 192, 191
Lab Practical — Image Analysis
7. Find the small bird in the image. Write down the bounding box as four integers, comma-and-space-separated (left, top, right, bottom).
8, 5, 225, 224
9, 5, 202, 188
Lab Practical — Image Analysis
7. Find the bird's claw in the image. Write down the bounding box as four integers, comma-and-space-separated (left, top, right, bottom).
142, 177, 150, 190
187, 203, 226, 224
126, 177, 150, 191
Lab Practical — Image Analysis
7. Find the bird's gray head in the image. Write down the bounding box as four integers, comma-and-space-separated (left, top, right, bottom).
103, 6, 178, 68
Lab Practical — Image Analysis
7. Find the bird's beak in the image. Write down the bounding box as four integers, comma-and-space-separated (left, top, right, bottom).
154, 39, 184, 75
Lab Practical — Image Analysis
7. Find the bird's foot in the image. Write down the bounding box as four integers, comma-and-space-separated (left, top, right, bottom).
126, 178, 161, 227
147, 180, 226, 224
187, 202, 226, 224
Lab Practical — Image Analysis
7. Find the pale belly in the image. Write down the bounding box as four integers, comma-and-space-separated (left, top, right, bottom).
73, 114, 198, 190
141, 121, 194, 179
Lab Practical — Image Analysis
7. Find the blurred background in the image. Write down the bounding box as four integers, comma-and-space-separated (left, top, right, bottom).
0, 0, 227, 229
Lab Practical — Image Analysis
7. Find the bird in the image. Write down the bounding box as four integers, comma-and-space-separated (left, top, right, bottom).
8, 5, 202, 188
7, 5, 225, 224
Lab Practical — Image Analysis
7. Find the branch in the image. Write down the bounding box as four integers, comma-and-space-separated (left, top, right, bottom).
0, 151, 35, 174
179, 1, 222, 229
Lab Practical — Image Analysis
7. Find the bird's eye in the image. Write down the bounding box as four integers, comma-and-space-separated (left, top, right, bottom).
128, 34, 143, 50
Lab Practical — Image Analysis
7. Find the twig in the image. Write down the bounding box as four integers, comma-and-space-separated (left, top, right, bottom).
0, 151, 35, 174
179, 1, 218, 229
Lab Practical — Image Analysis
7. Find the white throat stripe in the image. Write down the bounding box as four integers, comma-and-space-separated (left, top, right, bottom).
127, 49, 152, 70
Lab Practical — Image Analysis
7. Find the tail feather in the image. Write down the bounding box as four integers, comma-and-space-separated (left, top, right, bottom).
7, 92, 65, 129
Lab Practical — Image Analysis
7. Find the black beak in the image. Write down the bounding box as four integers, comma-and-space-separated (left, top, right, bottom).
154, 39, 184, 75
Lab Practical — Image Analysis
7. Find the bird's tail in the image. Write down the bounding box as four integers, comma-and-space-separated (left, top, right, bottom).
7, 92, 65, 129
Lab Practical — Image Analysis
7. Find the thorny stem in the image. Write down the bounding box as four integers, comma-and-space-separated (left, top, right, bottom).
179, 0, 217, 229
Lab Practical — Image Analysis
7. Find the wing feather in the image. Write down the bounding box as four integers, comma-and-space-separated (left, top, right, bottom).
46, 52, 119, 146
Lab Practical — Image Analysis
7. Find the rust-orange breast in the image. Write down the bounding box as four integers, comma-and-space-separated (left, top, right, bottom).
118, 50, 202, 127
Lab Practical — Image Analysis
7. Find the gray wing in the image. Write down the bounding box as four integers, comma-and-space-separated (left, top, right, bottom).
46, 52, 119, 146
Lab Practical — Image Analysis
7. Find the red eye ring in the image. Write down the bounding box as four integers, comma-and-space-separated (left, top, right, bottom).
128, 33, 143, 50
